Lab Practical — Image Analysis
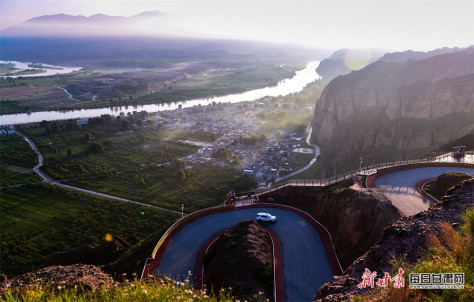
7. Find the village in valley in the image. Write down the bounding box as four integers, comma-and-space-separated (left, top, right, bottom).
121, 95, 317, 188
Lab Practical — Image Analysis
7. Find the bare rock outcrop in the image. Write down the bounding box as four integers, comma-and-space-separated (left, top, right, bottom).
315, 177, 473, 301
429, 172, 472, 195
1, 264, 113, 292
311, 47, 474, 176
203, 219, 273, 300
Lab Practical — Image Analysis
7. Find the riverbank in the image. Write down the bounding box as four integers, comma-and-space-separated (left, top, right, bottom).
0, 60, 81, 78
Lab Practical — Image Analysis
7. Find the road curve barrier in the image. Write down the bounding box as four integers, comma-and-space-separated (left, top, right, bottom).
258, 155, 474, 196
143, 155, 473, 279
366, 161, 474, 188
141, 203, 235, 280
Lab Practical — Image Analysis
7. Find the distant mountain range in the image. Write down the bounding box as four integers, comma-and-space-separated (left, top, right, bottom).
1, 11, 168, 37
0, 10, 325, 66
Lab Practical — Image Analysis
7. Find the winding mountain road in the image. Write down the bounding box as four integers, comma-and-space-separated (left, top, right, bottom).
12, 127, 474, 301
373, 166, 474, 216
157, 206, 335, 302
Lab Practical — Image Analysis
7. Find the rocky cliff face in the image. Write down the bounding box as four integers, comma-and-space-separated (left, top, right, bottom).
259, 177, 401, 268
312, 47, 474, 176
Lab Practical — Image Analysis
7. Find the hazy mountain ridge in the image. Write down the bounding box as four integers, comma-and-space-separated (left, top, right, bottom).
0, 10, 325, 66
378, 46, 470, 63
311, 47, 474, 176
1, 11, 167, 37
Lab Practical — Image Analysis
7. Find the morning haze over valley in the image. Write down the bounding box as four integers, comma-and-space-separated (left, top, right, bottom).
0, 1, 473, 301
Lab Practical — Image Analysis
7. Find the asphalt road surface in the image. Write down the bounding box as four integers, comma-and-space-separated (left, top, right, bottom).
374, 166, 473, 216
157, 207, 334, 302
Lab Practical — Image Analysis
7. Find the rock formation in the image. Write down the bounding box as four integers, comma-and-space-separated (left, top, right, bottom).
203, 219, 273, 300
315, 177, 473, 301
1, 264, 113, 292
428, 172, 472, 196
312, 47, 474, 176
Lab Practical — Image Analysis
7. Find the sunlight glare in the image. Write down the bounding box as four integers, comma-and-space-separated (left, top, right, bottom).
344, 48, 372, 71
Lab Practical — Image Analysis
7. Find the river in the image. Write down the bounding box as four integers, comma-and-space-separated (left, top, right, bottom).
0, 61, 320, 125
0, 60, 82, 78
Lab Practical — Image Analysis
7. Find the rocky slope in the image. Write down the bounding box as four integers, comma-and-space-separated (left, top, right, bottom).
203, 219, 273, 300
1, 264, 113, 292
428, 172, 472, 196
311, 47, 474, 176
259, 177, 401, 268
315, 177, 473, 301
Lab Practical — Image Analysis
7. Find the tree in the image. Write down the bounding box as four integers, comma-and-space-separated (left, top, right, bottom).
172, 158, 185, 170
138, 133, 148, 144
212, 147, 230, 161
121, 120, 131, 130
176, 170, 186, 181
231, 155, 242, 166
209, 132, 218, 142
89, 142, 104, 154
67, 147, 73, 156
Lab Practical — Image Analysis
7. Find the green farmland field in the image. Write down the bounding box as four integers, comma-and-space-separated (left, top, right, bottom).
0, 183, 178, 278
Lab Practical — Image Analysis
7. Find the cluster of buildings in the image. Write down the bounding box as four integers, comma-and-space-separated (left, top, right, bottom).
149, 98, 315, 187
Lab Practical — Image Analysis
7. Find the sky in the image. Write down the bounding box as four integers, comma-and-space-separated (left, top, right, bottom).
1, 0, 473, 51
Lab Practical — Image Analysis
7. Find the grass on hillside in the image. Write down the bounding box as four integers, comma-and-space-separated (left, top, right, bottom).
0, 183, 179, 278
356, 209, 474, 302
1, 278, 240, 302
292, 160, 321, 179
69, 163, 254, 212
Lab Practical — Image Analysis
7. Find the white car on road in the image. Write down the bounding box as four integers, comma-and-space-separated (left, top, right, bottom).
255, 212, 277, 222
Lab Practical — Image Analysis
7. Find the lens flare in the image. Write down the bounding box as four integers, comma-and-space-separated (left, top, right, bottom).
344, 48, 372, 71
105, 233, 113, 242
